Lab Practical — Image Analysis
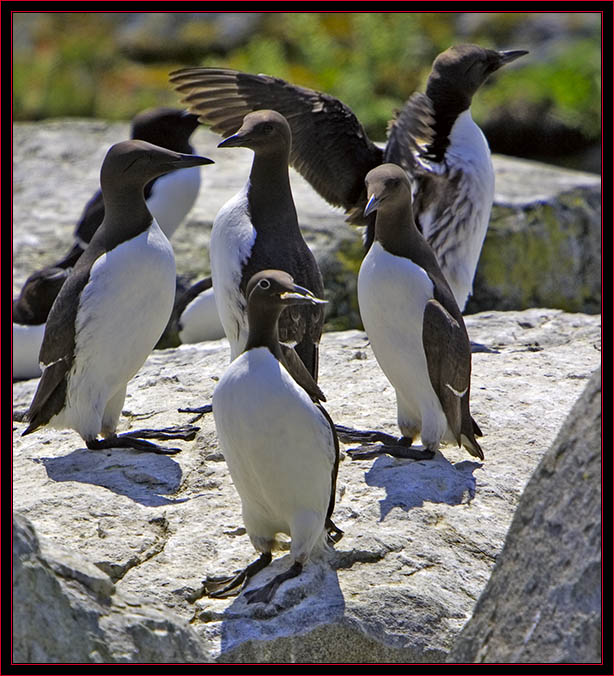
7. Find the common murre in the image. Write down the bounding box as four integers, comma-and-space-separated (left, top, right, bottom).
207, 269, 341, 604
347, 164, 483, 460
169, 44, 527, 310
22, 140, 213, 454
179, 110, 325, 419
13, 107, 207, 380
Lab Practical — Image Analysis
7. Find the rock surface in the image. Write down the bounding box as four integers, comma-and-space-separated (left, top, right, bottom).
12, 309, 601, 663
448, 367, 602, 664
12, 513, 213, 663
12, 120, 601, 330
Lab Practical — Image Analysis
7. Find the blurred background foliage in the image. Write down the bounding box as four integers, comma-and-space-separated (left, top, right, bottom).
12, 11, 602, 171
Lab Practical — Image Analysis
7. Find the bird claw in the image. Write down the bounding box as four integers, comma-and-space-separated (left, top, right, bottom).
125, 424, 199, 441
334, 424, 400, 445
244, 583, 275, 605
203, 572, 244, 598
177, 404, 213, 423
347, 443, 435, 461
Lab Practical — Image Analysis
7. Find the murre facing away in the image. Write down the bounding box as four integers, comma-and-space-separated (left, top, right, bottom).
179, 110, 325, 420
208, 270, 341, 604
349, 164, 483, 460
73, 107, 203, 251
170, 44, 527, 310
22, 140, 213, 453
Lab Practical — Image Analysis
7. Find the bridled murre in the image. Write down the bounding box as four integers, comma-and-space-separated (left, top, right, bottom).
22, 140, 213, 454
170, 44, 527, 310
207, 270, 341, 604
346, 164, 483, 460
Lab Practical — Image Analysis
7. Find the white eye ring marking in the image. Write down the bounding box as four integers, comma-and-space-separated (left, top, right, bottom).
259, 279, 271, 289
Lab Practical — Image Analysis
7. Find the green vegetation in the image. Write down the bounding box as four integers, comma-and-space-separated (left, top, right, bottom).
13, 12, 601, 147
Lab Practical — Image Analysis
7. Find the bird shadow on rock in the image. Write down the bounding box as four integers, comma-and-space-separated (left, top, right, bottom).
364, 453, 482, 521
214, 551, 346, 658
36, 447, 186, 507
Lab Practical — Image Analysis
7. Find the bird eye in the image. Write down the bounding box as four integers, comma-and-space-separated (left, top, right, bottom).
258, 279, 271, 289
262, 123, 273, 135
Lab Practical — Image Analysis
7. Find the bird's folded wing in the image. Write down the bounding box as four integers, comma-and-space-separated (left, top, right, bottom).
422, 298, 471, 445
280, 343, 326, 403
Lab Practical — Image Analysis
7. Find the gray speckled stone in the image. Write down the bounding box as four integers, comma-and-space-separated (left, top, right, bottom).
448, 367, 601, 664
12, 513, 213, 663
12, 308, 601, 663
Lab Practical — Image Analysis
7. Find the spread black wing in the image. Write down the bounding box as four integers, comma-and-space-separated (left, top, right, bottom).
170, 67, 383, 221
384, 92, 435, 175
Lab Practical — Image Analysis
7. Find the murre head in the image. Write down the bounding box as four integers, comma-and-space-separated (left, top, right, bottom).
246, 270, 326, 315
364, 164, 414, 218
100, 140, 213, 194
427, 44, 528, 106
217, 110, 292, 156
131, 107, 201, 153
244, 270, 326, 352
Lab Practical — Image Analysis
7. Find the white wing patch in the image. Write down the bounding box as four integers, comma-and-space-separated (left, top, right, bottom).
445, 383, 468, 398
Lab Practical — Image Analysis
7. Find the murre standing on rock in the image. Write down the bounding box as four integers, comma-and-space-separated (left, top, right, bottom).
170, 44, 528, 310
13, 107, 207, 380
341, 164, 483, 461
206, 270, 341, 604
179, 110, 325, 419
22, 140, 214, 454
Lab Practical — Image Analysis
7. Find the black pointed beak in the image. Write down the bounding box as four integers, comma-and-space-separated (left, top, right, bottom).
363, 194, 382, 217
498, 49, 529, 66
280, 284, 327, 306
217, 131, 247, 149
171, 153, 214, 168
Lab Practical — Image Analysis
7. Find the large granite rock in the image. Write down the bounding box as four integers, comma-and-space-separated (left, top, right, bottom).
12, 513, 213, 663
12, 120, 601, 330
448, 367, 601, 663
12, 308, 601, 663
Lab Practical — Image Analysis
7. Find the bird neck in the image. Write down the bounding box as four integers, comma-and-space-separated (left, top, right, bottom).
425, 77, 472, 162
100, 185, 154, 243
244, 305, 284, 358
248, 152, 298, 231
374, 204, 420, 258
